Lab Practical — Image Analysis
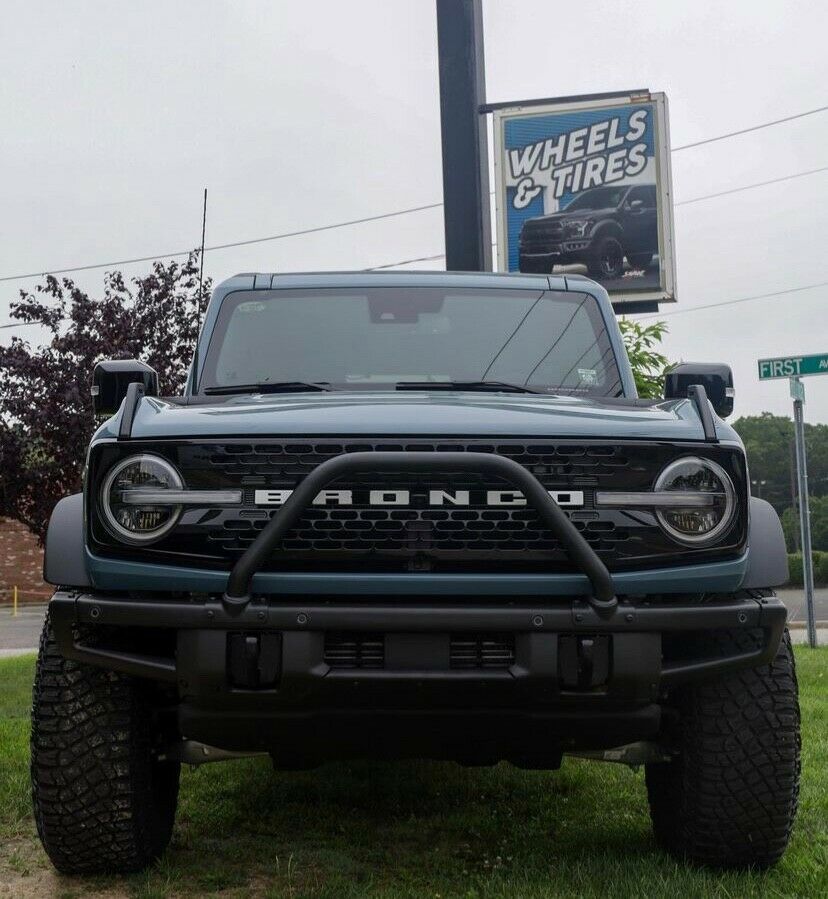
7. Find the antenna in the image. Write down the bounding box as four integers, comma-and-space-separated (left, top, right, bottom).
197, 188, 208, 331
190, 188, 208, 395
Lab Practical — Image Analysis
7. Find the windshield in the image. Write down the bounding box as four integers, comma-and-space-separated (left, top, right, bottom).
564, 186, 629, 212
200, 287, 622, 396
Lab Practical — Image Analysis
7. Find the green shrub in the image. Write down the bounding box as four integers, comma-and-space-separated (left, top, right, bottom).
786, 552, 828, 586
788, 553, 803, 586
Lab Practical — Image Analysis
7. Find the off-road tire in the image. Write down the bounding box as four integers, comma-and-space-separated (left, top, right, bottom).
587, 235, 625, 279
646, 629, 800, 869
626, 252, 653, 268
31, 613, 180, 874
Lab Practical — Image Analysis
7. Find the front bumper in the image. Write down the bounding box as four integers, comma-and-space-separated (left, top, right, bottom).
519, 243, 592, 272
49, 590, 787, 756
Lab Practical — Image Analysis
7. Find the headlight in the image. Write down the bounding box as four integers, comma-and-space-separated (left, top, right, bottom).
653, 456, 736, 545
101, 454, 183, 543
565, 219, 592, 237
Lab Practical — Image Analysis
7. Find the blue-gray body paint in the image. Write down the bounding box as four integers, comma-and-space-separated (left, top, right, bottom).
84, 546, 748, 596
48, 270, 775, 594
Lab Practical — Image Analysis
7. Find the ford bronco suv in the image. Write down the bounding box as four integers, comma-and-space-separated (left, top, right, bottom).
34, 271, 799, 874
519, 184, 658, 278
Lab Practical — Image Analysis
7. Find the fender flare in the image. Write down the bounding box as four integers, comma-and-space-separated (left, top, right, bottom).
588, 220, 623, 244
43, 493, 92, 588
741, 497, 789, 589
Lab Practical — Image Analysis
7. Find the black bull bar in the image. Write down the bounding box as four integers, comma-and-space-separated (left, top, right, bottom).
222, 451, 618, 614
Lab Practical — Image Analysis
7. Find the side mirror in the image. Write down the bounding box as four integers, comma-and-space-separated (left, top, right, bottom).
664, 362, 734, 418
91, 359, 158, 416
628, 199, 644, 210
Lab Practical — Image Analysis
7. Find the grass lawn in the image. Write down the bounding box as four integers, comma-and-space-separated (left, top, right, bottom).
1, 649, 825, 898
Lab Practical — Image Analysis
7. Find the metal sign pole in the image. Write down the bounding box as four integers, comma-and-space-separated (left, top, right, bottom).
790, 376, 817, 647
435, 0, 492, 272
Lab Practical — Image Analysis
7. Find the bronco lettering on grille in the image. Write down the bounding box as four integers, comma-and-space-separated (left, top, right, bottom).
253, 489, 585, 508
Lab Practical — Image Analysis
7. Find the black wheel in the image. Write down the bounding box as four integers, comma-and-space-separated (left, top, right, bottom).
587, 235, 625, 278
31, 613, 180, 875
646, 629, 800, 869
626, 252, 653, 268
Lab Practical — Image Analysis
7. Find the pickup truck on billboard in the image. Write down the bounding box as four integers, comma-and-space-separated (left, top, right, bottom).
518, 183, 658, 279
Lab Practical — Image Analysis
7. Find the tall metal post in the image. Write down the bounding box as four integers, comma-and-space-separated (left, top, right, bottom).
791, 377, 817, 647
789, 437, 800, 552
435, 0, 493, 272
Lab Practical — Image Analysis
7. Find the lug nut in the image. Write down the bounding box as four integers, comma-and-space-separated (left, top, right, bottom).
90, 607, 100, 620
297, 613, 308, 625
532, 615, 544, 627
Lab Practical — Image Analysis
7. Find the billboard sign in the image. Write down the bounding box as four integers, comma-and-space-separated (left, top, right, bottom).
493, 91, 676, 305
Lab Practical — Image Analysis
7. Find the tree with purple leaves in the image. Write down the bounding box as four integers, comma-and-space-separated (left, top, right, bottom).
0, 254, 210, 541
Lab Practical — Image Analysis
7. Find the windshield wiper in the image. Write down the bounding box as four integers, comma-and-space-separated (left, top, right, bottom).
204, 381, 334, 395
394, 380, 541, 394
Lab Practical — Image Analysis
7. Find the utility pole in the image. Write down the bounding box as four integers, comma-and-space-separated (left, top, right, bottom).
435, 0, 492, 272
758, 353, 827, 647
791, 377, 817, 647
789, 437, 800, 552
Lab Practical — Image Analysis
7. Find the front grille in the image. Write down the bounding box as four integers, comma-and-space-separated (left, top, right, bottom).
324, 633, 384, 669
89, 438, 748, 573
521, 220, 564, 250
450, 634, 516, 669
196, 441, 633, 568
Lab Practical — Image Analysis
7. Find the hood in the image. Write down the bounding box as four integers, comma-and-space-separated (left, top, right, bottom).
101, 391, 739, 444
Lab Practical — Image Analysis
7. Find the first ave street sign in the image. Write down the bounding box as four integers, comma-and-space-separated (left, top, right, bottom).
758, 353, 828, 380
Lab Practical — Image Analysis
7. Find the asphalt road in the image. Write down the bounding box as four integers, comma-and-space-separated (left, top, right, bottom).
1, 590, 826, 657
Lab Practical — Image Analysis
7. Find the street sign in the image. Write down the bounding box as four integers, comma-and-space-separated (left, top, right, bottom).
758, 353, 828, 380
761, 361, 821, 648
790, 377, 806, 402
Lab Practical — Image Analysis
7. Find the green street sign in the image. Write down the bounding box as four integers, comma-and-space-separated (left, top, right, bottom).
757, 353, 828, 380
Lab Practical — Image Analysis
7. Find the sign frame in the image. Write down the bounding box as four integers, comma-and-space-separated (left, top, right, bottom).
492, 90, 677, 306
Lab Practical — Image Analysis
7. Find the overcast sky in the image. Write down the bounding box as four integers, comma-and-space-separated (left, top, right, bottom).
1, 0, 827, 421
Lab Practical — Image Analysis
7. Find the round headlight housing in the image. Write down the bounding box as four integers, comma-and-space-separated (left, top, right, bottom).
101, 454, 182, 543
654, 456, 736, 545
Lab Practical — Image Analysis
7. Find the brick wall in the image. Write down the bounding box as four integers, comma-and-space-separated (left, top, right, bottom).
0, 518, 51, 603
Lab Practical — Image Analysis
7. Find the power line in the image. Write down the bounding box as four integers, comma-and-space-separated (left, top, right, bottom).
0, 201, 444, 284
366, 252, 447, 271
638, 281, 828, 319
5, 161, 819, 295
675, 165, 828, 206
365, 167, 828, 270
672, 104, 828, 151
4, 276, 827, 333
3, 164, 826, 324
2, 106, 826, 285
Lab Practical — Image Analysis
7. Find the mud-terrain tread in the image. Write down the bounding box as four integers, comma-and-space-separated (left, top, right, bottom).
646, 628, 800, 869
31, 612, 180, 874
